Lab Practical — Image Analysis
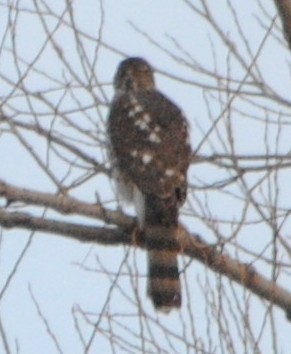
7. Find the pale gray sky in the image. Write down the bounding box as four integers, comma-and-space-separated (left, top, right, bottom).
1, 1, 291, 353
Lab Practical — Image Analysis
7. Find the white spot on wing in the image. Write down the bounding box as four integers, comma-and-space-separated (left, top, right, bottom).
165, 168, 175, 177
179, 174, 185, 182
142, 153, 153, 164
128, 104, 144, 118
129, 110, 135, 118
133, 105, 143, 114
135, 119, 149, 130
143, 114, 151, 123
149, 131, 161, 143
130, 150, 138, 157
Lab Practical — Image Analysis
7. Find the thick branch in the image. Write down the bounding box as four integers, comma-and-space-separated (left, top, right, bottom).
274, 0, 291, 49
0, 209, 129, 244
183, 231, 291, 321
0, 209, 291, 319
0, 179, 133, 228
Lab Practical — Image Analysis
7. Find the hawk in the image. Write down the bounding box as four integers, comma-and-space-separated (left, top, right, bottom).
107, 57, 191, 312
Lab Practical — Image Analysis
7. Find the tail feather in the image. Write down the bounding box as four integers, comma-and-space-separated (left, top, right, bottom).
142, 193, 181, 312
147, 248, 181, 312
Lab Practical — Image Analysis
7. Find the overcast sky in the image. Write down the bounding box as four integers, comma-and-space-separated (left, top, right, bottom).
1, 1, 291, 353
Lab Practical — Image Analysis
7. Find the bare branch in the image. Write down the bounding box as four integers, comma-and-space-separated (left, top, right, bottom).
0, 208, 291, 321
0, 179, 132, 228
0, 209, 130, 245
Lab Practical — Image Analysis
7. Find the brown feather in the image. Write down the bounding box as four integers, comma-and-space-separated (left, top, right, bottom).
145, 195, 181, 312
147, 247, 181, 312
108, 58, 191, 312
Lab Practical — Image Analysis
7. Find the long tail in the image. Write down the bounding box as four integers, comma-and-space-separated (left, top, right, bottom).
147, 243, 181, 312
144, 193, 181, 312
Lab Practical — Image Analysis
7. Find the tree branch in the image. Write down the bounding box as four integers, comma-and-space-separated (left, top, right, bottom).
0, 208, 291, 320
0, 209, 129, 245
0, 179, 133, 228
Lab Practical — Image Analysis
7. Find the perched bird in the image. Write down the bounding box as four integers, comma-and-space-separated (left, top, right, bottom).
107, 57, 191, 312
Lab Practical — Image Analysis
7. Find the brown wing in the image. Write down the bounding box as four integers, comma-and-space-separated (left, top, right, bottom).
108, 90, 191, 202
108, 87, 191, 312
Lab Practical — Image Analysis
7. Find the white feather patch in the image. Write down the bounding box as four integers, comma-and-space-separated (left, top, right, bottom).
133, 186, 145, 228
142, 153, 153, 164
